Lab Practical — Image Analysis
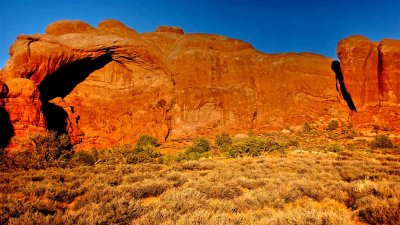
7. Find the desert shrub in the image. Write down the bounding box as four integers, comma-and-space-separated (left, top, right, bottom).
158, 154, 179, 164
240, 137, 264, 156
371, 135, 393, 148
281, 139, 299, 148
30, 131, 72, 165
128, 180, 172, 198
136, 134, 159, 149
97, 144, 161, 165
327, 120, 339, 131
30, 131, 72, 162
3, 131, 72, 170
127, 151, 160, 164
357, 195, 400, 225
130, 135, 161, 163
215, 133, 233, 147
341, 127, 357, 139
328, 132, 339, 140
72, 151, 98, 166
128, 146, 161, 164
263, 198, 352, 225
327, 143, 343, 153
221, 143, 242, 158
195, 182, 243, 199
186, 138, 210, 154
222, 136, 282, 158
303, 122, 312, 132
346, 129, 357, 139
176, 151, 212, 162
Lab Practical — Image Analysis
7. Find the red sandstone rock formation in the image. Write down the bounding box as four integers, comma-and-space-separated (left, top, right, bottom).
1, 20, 352, 150
337, 36, 400, 129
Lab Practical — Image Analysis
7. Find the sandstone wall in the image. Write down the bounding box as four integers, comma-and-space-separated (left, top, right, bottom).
0, 20, 360, 150
337, 36, 400, 129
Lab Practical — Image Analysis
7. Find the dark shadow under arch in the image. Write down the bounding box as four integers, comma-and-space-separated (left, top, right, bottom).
0, 107, 14, 148
39, 54, 112, 134
41, 102, 68, 134
39, 54, 113, 102
331, 60, 357, 111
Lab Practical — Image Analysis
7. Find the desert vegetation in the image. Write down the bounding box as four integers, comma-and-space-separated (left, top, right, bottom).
1, 124, 400, 224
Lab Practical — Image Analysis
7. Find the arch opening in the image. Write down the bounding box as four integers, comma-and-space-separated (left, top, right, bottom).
38, 54, 112, 136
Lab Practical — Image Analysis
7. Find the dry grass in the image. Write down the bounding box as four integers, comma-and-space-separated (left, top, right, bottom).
1, 130, 400, 224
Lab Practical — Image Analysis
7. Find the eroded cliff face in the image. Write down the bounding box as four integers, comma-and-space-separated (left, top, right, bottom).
1, 20, 351, 150
337, 36, 400, 129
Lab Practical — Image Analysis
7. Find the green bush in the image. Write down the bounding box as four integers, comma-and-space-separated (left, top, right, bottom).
186, 138, 210, 154
117, 135, 162, 164
215, 133, 233, 147
222, 136, 282, 158
136, 134, 159, 149
327, 120, 339, 131
371, 135, 393, 148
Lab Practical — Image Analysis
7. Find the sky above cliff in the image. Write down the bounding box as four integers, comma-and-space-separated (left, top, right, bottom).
1, 0, 400, 67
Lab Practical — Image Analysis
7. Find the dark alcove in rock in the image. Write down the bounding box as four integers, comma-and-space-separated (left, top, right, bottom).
39, 54, 112, 135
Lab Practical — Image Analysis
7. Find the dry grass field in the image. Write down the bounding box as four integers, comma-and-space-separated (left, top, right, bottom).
1, 125, 400, 225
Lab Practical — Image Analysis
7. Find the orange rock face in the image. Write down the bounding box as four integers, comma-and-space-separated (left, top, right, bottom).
337, 36, 400, 130
1, 20, 352, 150
155, 26, 184, 34
45, 20, 94, 35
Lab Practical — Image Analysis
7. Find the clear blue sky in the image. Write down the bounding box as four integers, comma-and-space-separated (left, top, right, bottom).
1, 0, 400, 67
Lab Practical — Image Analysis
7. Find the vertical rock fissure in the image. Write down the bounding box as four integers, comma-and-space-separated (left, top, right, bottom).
377, 45, 383, 106
331, 60, 357, 111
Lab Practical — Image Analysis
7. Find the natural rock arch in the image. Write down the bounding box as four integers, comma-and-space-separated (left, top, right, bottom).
39, 54, 113, 135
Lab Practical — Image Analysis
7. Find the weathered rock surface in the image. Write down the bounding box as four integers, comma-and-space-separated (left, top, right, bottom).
1, 20, 354, 150
337, 36, 400, 129
155, 26, 184, 34
45, 20, 94, 35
